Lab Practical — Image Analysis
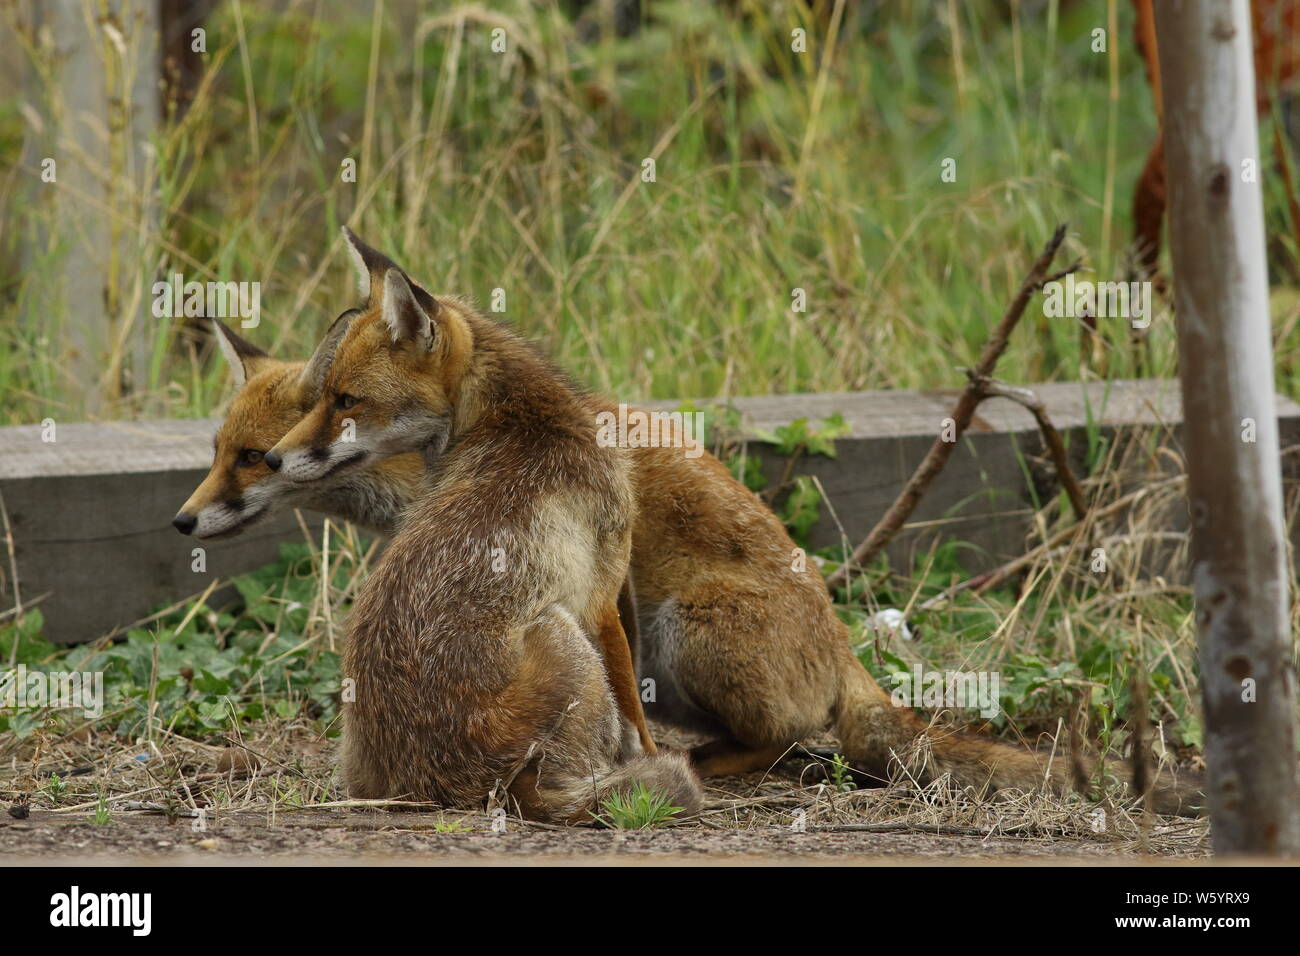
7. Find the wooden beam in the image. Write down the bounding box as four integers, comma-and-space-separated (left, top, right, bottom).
1, 380, 1298, 645
0, 418, 323, 645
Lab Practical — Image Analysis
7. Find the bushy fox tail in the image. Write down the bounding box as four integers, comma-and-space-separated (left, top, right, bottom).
523, 751, 704, 825
592, 752, 705, 818
831, 650, 1203, 816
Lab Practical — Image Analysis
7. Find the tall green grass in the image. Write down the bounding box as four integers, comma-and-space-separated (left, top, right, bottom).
1, 0, 1298, 425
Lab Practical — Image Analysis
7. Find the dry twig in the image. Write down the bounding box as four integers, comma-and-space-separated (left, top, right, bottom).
971, 375, 1089, 520
827, 225, 1078, 591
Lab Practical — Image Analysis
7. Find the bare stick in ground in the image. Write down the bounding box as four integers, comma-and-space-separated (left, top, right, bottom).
1067, 688, 1092, 801
1157, 0, 1299, 855
1, 491, 23, 669
826, 225, 1077, 592
1130, 660, 1152, 810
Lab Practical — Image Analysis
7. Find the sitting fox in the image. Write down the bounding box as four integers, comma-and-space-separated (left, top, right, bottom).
176, 229, 1202, 816
260, 230, 695, 820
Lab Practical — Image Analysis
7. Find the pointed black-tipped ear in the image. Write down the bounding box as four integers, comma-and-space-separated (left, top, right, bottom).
381, 269, 436, 351
341, 225, 401, 303
298, 308, 361, 397
212, 319, 273, 388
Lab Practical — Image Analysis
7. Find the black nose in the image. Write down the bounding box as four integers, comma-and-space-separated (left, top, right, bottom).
264, 450, 282, 471
172, 512, 197, 535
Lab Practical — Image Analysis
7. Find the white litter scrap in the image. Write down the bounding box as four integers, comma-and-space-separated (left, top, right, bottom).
867, 608, 914, 641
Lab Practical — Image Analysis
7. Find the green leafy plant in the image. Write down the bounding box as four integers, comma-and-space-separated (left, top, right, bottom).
91, 789, 112, 826
752, 413, 851, 459
5, 543, 345, 742
44, 773, 68, 804
591, 782, 687, 830
430, 815, 473, 834
750, 414, 852, 545
828, 752, 857, 793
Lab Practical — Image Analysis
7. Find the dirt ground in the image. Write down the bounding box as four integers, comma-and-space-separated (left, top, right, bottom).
1, 811, 1210, 865
1, 804, 1212, 865
0, 721, 1212, 865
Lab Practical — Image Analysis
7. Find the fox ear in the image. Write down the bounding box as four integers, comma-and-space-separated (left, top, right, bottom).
341, 225, 400, 303
298, 308, 360, 397
212, 320, 272, 388
381, 269, 436, 351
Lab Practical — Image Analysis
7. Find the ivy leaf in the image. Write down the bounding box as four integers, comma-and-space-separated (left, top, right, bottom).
9, 709, 42, 739
192, 670, 231, 695
805, 413, 850, 458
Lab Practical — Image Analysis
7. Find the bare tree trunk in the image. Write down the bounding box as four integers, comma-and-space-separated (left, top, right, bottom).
1156, 0, 1299, 855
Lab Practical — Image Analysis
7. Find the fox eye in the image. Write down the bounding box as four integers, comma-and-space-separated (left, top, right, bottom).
236, 449, 264, 468
334, 393, 360, 411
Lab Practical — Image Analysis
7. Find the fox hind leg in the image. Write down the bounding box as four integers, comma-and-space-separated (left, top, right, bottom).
593, 598, 657, 757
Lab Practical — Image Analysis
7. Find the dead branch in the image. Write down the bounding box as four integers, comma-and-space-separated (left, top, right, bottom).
972, 375, 1089, 520
826, 225, 1076, 591
0, 592, 50, 624
1068, 687, 1092, 799
1131, 658, 1153, 816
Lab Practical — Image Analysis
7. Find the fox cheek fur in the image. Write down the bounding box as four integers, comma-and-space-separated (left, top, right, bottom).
175, 443, 292, 539
381, 407, 452, 468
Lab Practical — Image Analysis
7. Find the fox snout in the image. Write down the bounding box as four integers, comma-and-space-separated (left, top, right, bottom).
260, 447, 328, 473
263, 447, 332, 476
174, 474, 277, 538
270, 442, 368, 483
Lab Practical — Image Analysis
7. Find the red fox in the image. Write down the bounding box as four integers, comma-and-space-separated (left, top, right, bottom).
179, 229, 1202, 816
258, 229, 696, 820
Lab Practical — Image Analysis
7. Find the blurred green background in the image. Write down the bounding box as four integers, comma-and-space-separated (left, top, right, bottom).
1, 0, 1297, 425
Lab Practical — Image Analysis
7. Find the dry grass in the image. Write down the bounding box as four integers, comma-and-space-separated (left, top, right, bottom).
0, 715, 1209, 858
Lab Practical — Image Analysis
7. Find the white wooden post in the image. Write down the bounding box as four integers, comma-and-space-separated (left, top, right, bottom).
1156, 0, 1299, 855
17, 0, 159, 415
